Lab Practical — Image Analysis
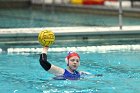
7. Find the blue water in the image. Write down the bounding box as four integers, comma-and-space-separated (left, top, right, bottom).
0, 8, 140, 28
0, 41, 140, 93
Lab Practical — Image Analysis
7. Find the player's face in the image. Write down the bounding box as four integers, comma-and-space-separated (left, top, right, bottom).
68, 56, 80, 71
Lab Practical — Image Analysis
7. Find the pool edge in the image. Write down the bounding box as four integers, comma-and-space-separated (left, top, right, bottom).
0, 26, 140, 43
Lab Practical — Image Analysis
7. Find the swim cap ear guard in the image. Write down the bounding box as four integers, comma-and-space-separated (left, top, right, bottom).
65, 51, 80, 66
65, 57, 69, 66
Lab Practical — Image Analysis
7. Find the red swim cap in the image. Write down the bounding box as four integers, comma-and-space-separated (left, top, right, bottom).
66, 52, 80, 60
65, 52, 80, 65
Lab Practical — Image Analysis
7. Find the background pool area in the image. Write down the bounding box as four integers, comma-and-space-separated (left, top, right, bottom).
0, 1, 140, 93
0, 40, 140, 93
0, 8, 140, 28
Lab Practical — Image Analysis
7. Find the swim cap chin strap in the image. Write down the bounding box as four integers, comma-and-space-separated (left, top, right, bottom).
65, 52, 80, 66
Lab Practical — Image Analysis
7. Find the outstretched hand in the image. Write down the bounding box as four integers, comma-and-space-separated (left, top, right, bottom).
42, 46, 49, 54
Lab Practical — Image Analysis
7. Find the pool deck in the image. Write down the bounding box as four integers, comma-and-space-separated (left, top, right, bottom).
0, 26, 140, 44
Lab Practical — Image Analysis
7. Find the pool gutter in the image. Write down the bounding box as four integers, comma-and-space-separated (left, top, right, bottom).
0, 26, 140, 44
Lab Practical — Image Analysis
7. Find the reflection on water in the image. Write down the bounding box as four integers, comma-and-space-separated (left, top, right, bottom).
0, 8, 140, 28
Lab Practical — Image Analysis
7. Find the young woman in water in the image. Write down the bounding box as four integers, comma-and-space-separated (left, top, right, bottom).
39, 46, 87, 80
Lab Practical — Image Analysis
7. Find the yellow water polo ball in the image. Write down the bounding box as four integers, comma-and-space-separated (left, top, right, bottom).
38, 30, 55, 47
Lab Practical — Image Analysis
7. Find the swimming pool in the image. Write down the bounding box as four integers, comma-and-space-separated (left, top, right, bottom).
0, 40, 140, 93
0, 8, 140, 28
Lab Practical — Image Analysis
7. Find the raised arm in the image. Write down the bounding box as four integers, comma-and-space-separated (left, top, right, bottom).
39, 47, 64, 76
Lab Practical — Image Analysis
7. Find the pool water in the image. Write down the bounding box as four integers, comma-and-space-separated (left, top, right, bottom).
0, 41, 140, 93
0, 8, 140, 28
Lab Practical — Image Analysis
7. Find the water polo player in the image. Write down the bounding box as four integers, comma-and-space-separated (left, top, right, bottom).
39, 46, 87, 80
38, 30, 91, 80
